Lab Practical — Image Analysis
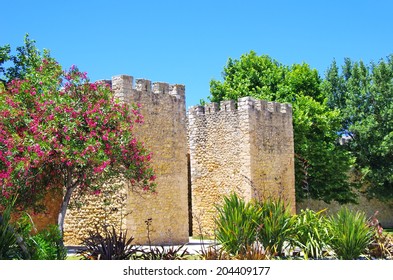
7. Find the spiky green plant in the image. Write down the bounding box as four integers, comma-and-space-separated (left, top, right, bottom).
292, 208, 331, 259
0, 196, 19, 259
136, 244, 190, 260
79, 225, 139, 260
215, 193, 260, 255
255, 198, 293, 256
328, 207, 373, 260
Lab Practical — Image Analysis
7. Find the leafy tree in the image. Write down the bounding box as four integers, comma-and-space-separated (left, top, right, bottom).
0, 36, 155, 237
208, 51, 355, 203
0, 44, 11, 89
324, 55, 393, 199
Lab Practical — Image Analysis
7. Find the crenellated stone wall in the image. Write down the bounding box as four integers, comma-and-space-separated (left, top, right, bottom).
24, 72, 393, 244
35, 74, 297, 245
63, 75, 189, 245
113, 75, 189, 245
188, 97, 295, 236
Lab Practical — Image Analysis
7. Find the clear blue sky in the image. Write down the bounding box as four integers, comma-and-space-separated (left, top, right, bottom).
2, 0, 392, 107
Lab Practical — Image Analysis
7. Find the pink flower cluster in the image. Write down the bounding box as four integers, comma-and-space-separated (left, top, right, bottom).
0, 59, 156, 204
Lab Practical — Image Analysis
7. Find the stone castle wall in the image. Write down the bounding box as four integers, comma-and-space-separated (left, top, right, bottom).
297, 193, 393, 228
25, 72, 393, 243
63, 75, 189, 245
188, 97, 295, 236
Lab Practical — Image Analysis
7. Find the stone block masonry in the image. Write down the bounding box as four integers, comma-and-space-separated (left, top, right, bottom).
188, 97, 295, 236
39, 74, 296, 245
23, 71, 393, 243
63, 75, 189, 245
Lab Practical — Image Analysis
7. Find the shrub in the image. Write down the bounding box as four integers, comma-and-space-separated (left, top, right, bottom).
15, 214, 66, 260
29, 225, 67, 260
255, 198, 293, 256
79, 225, 139, 260
367, 211, 393, 259
328, 207, 373, 260
368, 231, 393, 259
215, 193, 260, 255
292, 209, 331, 259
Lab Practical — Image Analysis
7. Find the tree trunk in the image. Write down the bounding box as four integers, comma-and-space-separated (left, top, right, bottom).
57, 185, 75, 237
57, 167, 77, 247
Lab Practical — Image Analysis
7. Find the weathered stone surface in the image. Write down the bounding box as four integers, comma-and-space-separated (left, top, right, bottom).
63, 75, 188, 245
29, 74, 297, 245
188, 97, 295, 237
27, 74, 393, 243
297, 193, 393, 228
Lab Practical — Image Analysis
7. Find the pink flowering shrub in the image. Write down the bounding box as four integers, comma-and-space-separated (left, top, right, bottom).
0, 55, 155, 234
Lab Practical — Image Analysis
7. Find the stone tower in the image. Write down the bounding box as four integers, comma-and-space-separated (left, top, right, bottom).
63, 75, 189, 245
188, 97, 295, 236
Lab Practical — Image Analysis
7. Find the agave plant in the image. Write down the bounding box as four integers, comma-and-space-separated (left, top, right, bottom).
327, 207, 373, 260
214, 193, 260, 255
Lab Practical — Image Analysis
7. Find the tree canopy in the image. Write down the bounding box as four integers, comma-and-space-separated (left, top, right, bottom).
208, 51, 355, 204
324, 55, 393, 200
0, 36, 155, 235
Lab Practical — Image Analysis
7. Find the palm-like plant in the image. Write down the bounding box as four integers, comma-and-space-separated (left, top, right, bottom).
215, 193, 260, 255
0, 197, 18, 259
292, 208, 331, 259
79, 225, 139, 260
255, 198, 293, 256
328, 207, 373, 260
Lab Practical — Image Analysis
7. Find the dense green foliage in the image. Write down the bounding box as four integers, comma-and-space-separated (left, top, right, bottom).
16, 216, 66, 260
254, 198, 293, 256
208, 51, 355, 203
214, 194, 389, 259
215, 193, 293, 257
324, 56, 393, 199
215, 193, 260, 255
0, 35, 46, 83
327, 207, 373, 260
0, 197, 65, 260
292, 209, 331, 259
0, 45, 11, 86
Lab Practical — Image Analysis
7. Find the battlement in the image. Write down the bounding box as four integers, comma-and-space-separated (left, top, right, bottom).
111, 74, 185, 101
189, 96, 295, 236
43, 69, 296, 246
189, 97, 292, 116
